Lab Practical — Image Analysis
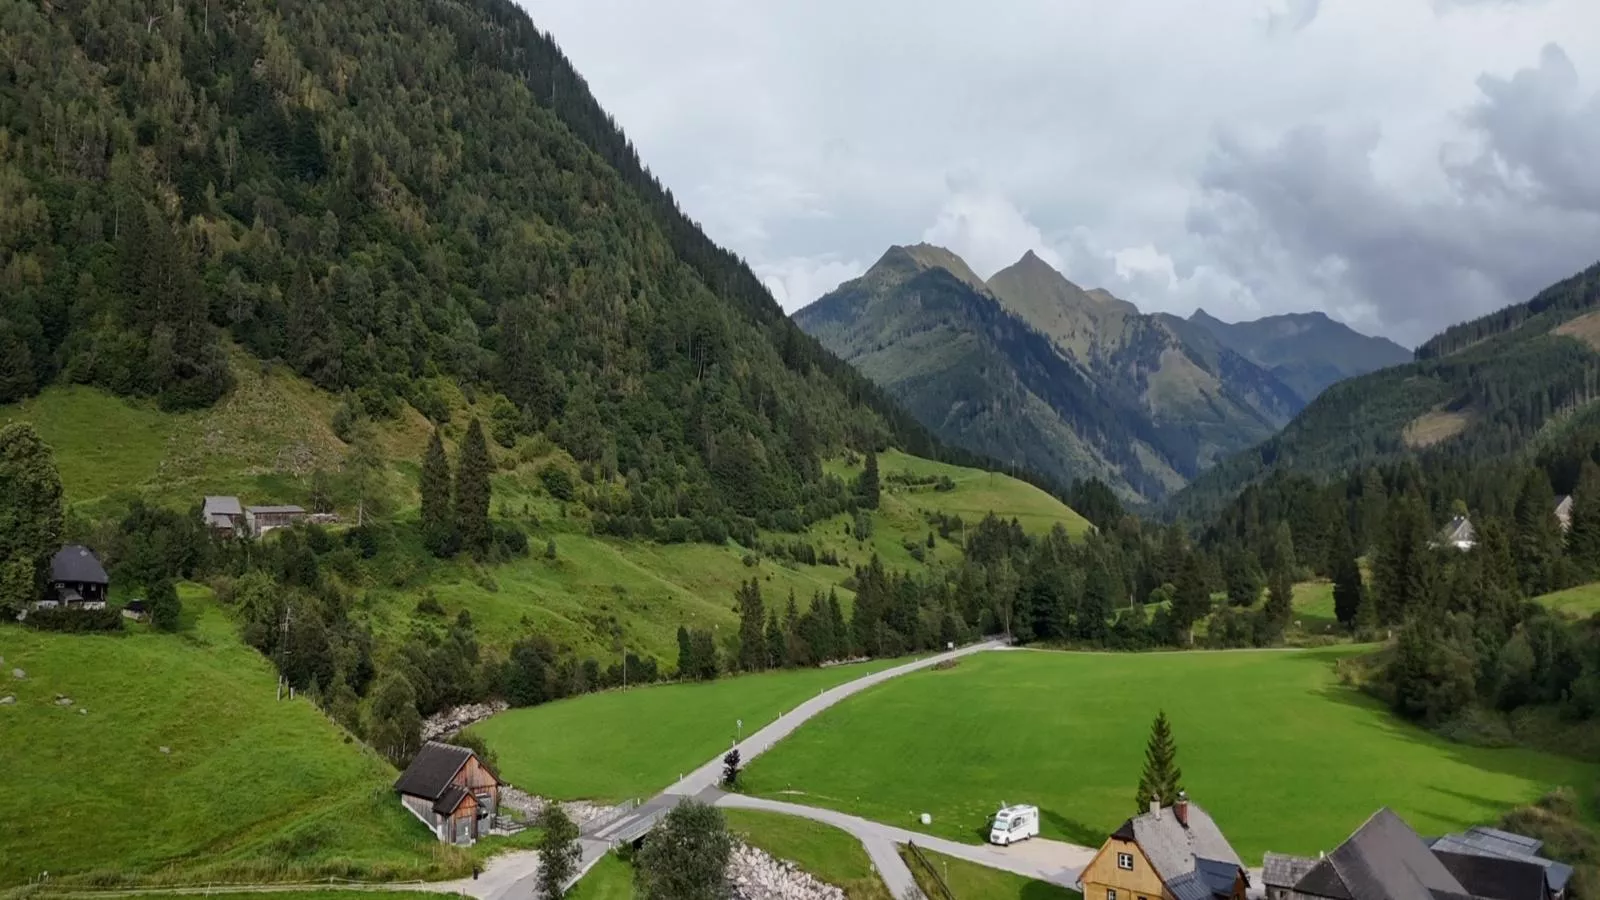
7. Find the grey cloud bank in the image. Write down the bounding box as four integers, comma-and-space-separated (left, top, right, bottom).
519, 0, 1600, 346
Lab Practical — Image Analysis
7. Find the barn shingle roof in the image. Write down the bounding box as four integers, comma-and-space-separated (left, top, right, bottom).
393, 742, 472, 800
1122, 799, 1245, 899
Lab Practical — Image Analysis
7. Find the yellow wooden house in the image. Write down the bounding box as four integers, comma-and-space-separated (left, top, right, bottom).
1081, 793, 1249, 900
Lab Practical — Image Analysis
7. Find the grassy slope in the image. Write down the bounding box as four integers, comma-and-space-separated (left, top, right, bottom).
741, 650, 1595, 861
568, 854, 634, 900
724, 809, 892, 900
473, 659, 900, 802
1539, 582, 1600, 618
902, 846, 1078, 900
0, 586, 481, 885
2, 376, 1085, 666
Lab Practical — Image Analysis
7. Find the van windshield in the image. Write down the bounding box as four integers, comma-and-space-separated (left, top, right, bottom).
991, 816, 1011, 830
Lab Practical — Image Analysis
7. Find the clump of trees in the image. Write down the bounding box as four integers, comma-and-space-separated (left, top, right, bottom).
635, 801, 734, 900
0, 423, 64, 615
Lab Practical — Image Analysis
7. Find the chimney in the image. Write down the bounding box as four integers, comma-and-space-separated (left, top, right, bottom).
1175, 791, 1190, 828
1150, 795, 1161, 819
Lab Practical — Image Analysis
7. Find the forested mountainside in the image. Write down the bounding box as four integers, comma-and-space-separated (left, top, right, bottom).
1188, 308, 1412, 403
794, 246, 1185, 502
1173, 261, 1600, 521
0, 0, 974, 531
796, 245, 1350, 504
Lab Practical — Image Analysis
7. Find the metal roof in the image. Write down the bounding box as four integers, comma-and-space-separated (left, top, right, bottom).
203, 496, 244, 517
1297, 809, 1469, 900
247, 505, 307, 515
393, 742, 473, 801
1128, 799, 1245, 898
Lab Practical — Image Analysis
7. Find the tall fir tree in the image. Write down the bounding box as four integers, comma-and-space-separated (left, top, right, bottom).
455, 419, 492, 557
857, 449, 881, 509
1263, 565, 1293, 642
420, 430, 457, 557
1568, 460, 1600, 576
1373, 495, 1434, 625
1135, 711, 1183, 812
1513, 468, 1564, 596
736, 579, 767, 672
1170, 553, 1212, 644
1330, 523, 1364, 629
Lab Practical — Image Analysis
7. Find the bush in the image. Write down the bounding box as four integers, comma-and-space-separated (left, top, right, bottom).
24, 607, 125, 632
493, 522, 530, 558
540, 465, 576, 502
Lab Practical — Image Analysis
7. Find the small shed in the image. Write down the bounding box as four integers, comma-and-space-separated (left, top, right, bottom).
245, 505, 307, 536
122, 600, 147, 622
394, 742, 501, 845
45, 545, 109, 609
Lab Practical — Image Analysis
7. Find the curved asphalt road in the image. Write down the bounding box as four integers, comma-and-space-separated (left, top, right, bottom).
436, 639, 1007, 900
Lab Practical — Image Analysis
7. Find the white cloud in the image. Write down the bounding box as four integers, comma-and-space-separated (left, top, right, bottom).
756, 256, 867, 312
518, 0, 1600, 340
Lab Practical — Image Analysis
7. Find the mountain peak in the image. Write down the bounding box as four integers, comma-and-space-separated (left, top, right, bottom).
866, 243, 987, 292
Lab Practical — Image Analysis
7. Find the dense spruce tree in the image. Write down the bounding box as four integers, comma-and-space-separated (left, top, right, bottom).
764, 609, 784, 669
455, 420, 493, 557
735, 579, 767, 672
858, 450, 881, 509
1170, 553, 1212, 644
635, 800, 733, 900
1224, 547, 1264, 608
535, 804, 581, 899
1135, 711, 1183, 812
420, 431, 457, 558
1263, 566, 1293, 643
0, 422, 64, 612
147, 579, 182, 632
1513, 469, 1564, 596
1569, 461, 1600, 576
676, 626, 693, 679
1373, 495, 1434, 625
1330, 524, 1364, 629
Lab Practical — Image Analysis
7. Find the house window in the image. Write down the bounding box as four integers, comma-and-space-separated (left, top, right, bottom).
1107, 890, 1119, 900
1117, 853, 1135, 871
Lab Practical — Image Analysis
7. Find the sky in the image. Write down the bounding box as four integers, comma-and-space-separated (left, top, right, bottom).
517, 0, 1600, 346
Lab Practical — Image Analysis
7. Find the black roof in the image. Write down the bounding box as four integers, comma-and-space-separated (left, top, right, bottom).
1112, 818, 1136, 842
51, 545, 108, 585
433, 784, 471, 815
1295, 809, 1470, 900
393, 742, 472, 800
1435, 851, 1549, 900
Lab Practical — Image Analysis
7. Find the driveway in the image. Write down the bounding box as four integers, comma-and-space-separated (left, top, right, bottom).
715, 794, 1093, 894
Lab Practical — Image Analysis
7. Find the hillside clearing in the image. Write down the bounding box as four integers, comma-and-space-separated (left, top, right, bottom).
1555, 310, 1600, 352
0, 585, 489, 885
1538, 582, 1600, 618
473, 659, 901, 802
741, 649, 1594, 861
1403, 409, 1473, 449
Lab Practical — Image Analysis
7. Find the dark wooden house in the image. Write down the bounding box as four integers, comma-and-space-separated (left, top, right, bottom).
42, 545, 109, 609
394, 742, 501, 845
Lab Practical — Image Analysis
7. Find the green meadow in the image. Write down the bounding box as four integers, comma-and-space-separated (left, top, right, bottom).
724, 808, 893, 900
474, 659, 901, 802
0, 586, 507, 885
741, 649, 1595, 860
902, 846, 1078, 900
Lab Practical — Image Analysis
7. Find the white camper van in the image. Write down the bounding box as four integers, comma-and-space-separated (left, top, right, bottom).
988, 804, 1040, 845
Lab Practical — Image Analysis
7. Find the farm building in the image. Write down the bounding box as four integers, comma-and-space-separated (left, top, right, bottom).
202, 496, 245, 537
121, 600, 147, 621
40, 545, 109, 610
393, 742, 501, 845
1438, 515, 1477, 551
1263, 810, 1566, 900
245, 505, 306, 535
1081, 792, 1248, 900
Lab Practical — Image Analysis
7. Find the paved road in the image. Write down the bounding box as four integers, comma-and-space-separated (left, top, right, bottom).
716, 794, 1094, 895
465, 640, 1006, 900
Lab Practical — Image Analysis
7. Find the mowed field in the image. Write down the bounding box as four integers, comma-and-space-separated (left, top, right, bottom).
1539, 582, 1600, 618
0, 586, 487, 885
473, 659, 902, 802
740, 649, 1596, 860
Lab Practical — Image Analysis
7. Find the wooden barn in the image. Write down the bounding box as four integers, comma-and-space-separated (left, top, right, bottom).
393, 742, 501, 845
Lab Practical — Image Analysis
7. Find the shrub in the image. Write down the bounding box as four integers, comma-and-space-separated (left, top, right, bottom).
24, 607, 124, 632
540, 465, 576, 501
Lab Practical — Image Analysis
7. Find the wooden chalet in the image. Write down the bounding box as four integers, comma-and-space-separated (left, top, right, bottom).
394, 741, 501, 845
244, 505, 306, 536
202, 496, 245, 537
1081, 793, 1249, 900
40, 545, 109, 610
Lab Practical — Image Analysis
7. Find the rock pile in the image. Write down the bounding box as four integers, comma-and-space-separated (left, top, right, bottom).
420, 700, 508, 741
727, 843, 848, 900
0, 696, 14, 705
499, 785, 620, 830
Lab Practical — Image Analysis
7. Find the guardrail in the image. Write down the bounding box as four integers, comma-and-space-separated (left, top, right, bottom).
905, 841, 957, 900
582, 798, 642, 836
